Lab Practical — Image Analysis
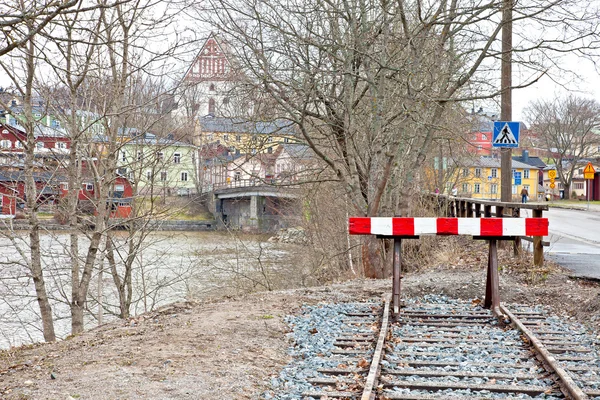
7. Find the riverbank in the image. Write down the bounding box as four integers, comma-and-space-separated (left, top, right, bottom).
2, 262, 599, 399
0, 218, 216, 231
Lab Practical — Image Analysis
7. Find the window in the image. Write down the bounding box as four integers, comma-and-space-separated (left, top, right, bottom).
86, 183, 94, 191
114, 184, 125, 192
462, 168, 468, 177
181, 172, 188, 181
1, 129, 7, 134
491, 168, 497, 178
462, 183, 469, 192
477, 145, 482, 150
575, 182, 584, 190
209, 83, 215, 91
55, 142, 67, 149
475, 168, 481, 178
524, 169, 530, 179
482, 134, 488, 140
173, 153, 181, 164
52, 120, 60, 128
524, 185, 530, 194
160, 171, 167, 181
35, 113, 41, 118
268, 136, 273, 142
0, 140, 11, 148
491, 184, 498, 194
267, 147, 273, 154
235, 135, 241, 142
121, 151, 126, 162
223, 134, 229, 141
137, 151, 143, 161
146, 171, 152, 180
474, 183, 480, 194
208, 98, 215, 114
62, 183, 68, 190
157, 151, 164, 161
15, 141, 23, 149
284, 137, 290, 143
578, 168, 583, 175
512, 185, 517, 194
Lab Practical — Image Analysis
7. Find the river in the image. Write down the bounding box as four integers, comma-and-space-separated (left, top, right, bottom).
0, 230, 298, 349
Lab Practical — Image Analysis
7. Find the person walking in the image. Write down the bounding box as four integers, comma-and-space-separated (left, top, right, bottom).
520, 187, 529, 203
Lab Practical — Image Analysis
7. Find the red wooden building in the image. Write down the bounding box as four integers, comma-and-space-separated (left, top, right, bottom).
59, 174, 134, 218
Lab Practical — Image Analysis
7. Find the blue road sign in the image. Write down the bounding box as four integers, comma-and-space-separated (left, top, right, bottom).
492, 121, 520, 148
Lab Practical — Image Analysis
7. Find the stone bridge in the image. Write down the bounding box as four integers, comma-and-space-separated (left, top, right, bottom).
207, 180, 301, 232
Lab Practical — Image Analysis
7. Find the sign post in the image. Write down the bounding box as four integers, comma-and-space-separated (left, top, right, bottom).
584, 163, 596, 210
548, 170, 557, 202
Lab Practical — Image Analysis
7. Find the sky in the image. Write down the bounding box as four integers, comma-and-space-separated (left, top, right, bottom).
512, 57, 600, 124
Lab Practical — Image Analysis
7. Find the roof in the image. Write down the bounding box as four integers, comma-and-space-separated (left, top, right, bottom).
0, 171, 65, 183
464, 156, 542, 169
279, 143, 314, 160
199, 116, 297, 136
5, 122, 68, 138
512, 155, 546, 169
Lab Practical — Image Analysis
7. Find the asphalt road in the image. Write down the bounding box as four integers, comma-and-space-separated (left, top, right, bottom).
521, 206, 600, 280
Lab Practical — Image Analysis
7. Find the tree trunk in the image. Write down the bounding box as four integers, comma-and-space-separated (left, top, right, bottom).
23, 36, 56, 342
106, 236, 129, 319
362, 236, 385, 278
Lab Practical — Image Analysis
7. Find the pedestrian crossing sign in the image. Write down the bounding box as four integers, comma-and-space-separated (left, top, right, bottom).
492, 121, 520, 148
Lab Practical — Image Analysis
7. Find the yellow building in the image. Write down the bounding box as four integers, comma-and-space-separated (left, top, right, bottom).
454, 156, 540, 201
195, 116, 301, 154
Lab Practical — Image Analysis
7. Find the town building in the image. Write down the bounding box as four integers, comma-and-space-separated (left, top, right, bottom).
453, 156, 541, 201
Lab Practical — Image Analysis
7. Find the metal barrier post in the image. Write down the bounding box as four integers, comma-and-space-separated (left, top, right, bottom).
484, 239, 500, 314
533, 209, 544, 266
392, 238, 402, 317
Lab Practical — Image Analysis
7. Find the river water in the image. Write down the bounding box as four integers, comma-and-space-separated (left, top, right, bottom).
0, 230, 297, 349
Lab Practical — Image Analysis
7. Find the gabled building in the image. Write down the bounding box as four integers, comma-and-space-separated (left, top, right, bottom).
195, 116, 300, 156
274, 143, 316, 183
454, 156, 542, 201
177, 33, 245, 118
115, 130, 198, 196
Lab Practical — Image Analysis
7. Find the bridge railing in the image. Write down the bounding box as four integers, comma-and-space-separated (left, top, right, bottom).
205, 178, 302, 192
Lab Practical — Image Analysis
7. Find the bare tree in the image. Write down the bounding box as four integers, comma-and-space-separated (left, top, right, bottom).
525, 96, 600, 199
195, 0, 600, 278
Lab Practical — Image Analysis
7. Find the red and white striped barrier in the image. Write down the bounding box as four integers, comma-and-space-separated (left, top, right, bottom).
349, 217, 548, 237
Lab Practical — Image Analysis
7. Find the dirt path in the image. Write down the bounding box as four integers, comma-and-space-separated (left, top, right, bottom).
1, 266, 599, 399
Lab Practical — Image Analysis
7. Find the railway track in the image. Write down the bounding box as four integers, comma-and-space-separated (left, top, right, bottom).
300, 296, 600, 400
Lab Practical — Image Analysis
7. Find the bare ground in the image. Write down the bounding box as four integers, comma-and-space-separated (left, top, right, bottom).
2, 247, 600, 399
